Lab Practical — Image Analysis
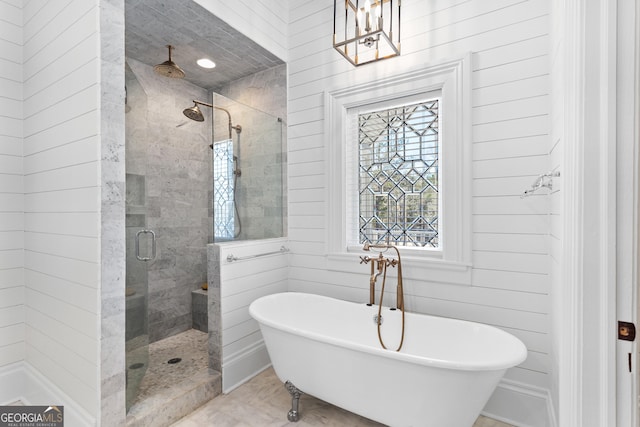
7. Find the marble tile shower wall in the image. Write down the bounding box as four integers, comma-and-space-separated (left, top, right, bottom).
126, 58, 212, 343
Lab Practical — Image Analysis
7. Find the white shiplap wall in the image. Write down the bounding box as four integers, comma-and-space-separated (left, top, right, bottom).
287, 1, 552, 424
548, 0, 564, 420
0, 0, 24, 372
22, 0, 100, 419
216, 239, 288, 392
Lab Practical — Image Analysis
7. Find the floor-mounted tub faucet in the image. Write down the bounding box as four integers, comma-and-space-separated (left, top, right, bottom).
359, 242, 406, 351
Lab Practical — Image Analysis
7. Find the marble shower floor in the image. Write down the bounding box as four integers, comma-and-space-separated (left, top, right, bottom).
126, 329, 221, 427
130, 329, 210, 404
171, 367, 514, 427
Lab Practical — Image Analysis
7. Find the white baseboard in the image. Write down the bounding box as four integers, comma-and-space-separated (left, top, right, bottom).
0, 362, 27, 405
0, 361, 96, 426
482, 378, 557, 427
222, 341, 271, 393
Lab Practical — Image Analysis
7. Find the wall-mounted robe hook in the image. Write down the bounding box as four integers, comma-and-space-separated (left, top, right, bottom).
521, 171, 560, 198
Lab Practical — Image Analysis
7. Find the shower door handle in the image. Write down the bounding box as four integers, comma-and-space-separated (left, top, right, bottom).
135, 229, 156, 262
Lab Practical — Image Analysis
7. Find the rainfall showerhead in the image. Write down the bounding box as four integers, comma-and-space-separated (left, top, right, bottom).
183, 103, 205, 122
154, 45, 185, 79
182, 100, 241, 139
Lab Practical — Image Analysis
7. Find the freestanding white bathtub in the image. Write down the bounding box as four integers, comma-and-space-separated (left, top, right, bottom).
249, 292, 527, 427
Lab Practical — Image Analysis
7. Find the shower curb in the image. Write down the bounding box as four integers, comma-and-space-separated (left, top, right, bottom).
125, 369, 221, 427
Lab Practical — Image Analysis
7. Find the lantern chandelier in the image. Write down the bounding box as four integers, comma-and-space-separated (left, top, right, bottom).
333, 0, 401, 67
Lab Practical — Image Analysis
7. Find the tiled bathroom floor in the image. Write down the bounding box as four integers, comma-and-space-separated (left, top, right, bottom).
171, 367, 514, 427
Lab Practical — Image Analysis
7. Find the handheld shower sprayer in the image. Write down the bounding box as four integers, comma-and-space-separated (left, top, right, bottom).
183, 99, 243, 239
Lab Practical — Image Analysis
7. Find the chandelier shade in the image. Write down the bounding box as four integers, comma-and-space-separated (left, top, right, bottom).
333, 0, 401, 67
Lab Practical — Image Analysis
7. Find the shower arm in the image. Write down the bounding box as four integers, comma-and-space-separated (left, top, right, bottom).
191, 100, 239, 139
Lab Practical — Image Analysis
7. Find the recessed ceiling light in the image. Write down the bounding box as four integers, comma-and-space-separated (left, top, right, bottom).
197, 58, 216, 69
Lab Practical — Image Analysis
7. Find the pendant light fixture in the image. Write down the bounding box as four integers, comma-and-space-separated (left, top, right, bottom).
333, 0, 401, 67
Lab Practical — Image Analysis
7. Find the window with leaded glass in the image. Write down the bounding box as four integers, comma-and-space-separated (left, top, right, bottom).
358, 99, 440, 248
326, 56, 471, 281
213, 139, 235, 240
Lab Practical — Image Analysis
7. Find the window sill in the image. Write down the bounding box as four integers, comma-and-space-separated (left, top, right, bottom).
326, 251, 472, 286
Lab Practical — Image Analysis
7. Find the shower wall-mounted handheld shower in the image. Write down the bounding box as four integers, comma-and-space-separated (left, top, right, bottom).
183, 99, 243, 239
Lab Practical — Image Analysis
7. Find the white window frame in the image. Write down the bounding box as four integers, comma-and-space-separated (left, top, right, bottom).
324, 54, 472, 285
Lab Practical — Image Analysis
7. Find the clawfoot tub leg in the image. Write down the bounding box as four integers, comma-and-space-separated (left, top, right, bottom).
284, 380, 303, 422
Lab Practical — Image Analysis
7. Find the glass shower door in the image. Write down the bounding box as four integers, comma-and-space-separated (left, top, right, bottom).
125, 185, 152, 411
125, 63, 152, 412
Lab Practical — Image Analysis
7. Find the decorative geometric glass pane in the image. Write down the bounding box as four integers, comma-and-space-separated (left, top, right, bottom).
359, 99, 439, 248
213, 139, 235, 240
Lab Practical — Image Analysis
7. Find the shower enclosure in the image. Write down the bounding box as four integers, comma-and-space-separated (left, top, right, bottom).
124, 60, 286, 411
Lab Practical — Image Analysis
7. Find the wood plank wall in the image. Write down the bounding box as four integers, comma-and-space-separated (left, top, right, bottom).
548, 0, 564, 417
22, 0, 101, 417
217, 239, 288, 391
0, 0, 24, 372
287, 0, 551, 394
